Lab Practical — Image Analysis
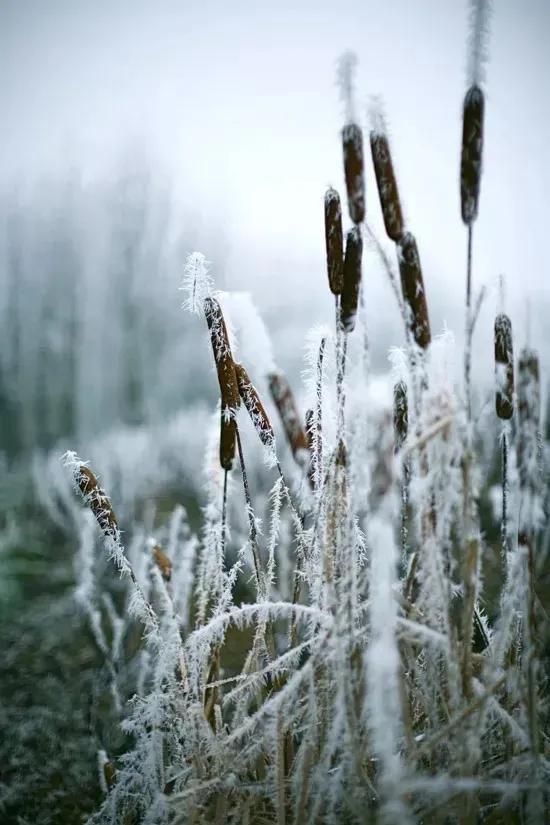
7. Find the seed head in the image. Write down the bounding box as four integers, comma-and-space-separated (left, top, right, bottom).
370, 131, 404, 242
342, 123, 365, 225
494, 313, 514, 420
460, 85, 484, 225
340, 226, 363, 333
324, 188, 344, 295
397, 232, 431, 350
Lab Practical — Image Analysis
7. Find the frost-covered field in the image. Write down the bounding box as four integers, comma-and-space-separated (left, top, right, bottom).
1, 2, 549, 823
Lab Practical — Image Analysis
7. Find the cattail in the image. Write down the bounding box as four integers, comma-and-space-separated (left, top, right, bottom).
204, 296, 240, 469
342, 123, 365, 225
235, 362, 275, 449
268, 370, 309, 468
397, 232, 431, 349
340, 226, 362, 333
370, 129, 404, 242
460, 85, 484, 225
153, 544, 172, 582
219, 412, 237, 472
494, 313, 514, 420
393, 381, 408, 452
74, 464, 118, 540
324, 188, 344, 295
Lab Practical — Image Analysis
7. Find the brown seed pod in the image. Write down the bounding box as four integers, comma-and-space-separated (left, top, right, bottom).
393, 381, 408, 452
340, 226, 362, 333
75, 465, 118, 539
324, 188, 344, 295
235, 362, 275, 449
460, 85, 484, 225
397, 232, 431, 350
220, 412, 237, 472
494, 313, 514, 420
370, 131, 404, 242
153, 544, 172, 582
342, 123, 365, 225
204, 296, 240, 469
203, 296, 240, 411
268, 370, 309, 468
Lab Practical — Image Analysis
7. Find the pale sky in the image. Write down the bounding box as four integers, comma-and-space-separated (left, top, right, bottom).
1, 0, 549, 374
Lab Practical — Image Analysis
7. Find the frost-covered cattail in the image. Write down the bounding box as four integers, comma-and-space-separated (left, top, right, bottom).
268, 370, 308, 468
342, 124, 365, 225
460, 85, 485, 225
517, 348, 540, 495
70, 462, 118, 540
393, 381, 408, 452
397, 232, 431, 349
235, 362, 275, 449
340, 226, 362, 333
369, 100, 404, 242
324, 188, 344, 295
461, 0, 490, 225
204, 296, 240, 470
219, 412, 237, 472
494, 313, 514, 420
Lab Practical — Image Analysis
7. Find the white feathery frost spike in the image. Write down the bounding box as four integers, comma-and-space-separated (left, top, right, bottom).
368, 94, 388, 137
467, 0, 492, 87
336, 50, 358, 124
180, 251, 214, 315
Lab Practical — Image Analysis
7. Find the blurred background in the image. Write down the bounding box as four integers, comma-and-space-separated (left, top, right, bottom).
0, 1, 549, 820
1, 0, 549, 459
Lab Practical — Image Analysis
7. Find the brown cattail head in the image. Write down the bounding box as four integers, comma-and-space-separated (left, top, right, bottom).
234, 362, 275, 449
393, 381, 408, 452
203, 296, 240, 469
342, 123, 365, 225
153, 544, 172, 582
494, 313, 514, 420
370, 131, 404, 242
324, 188, 344, 295
219, 411, 237, 472
75, 465, 118, 539
268, 370, 309, 468
397, 232, 431, 350
517, 348, 540, 492
340, 226, 362, 333
460, 85, 484, 225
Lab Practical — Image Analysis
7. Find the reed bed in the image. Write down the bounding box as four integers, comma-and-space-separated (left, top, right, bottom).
57, 4, 548, 823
